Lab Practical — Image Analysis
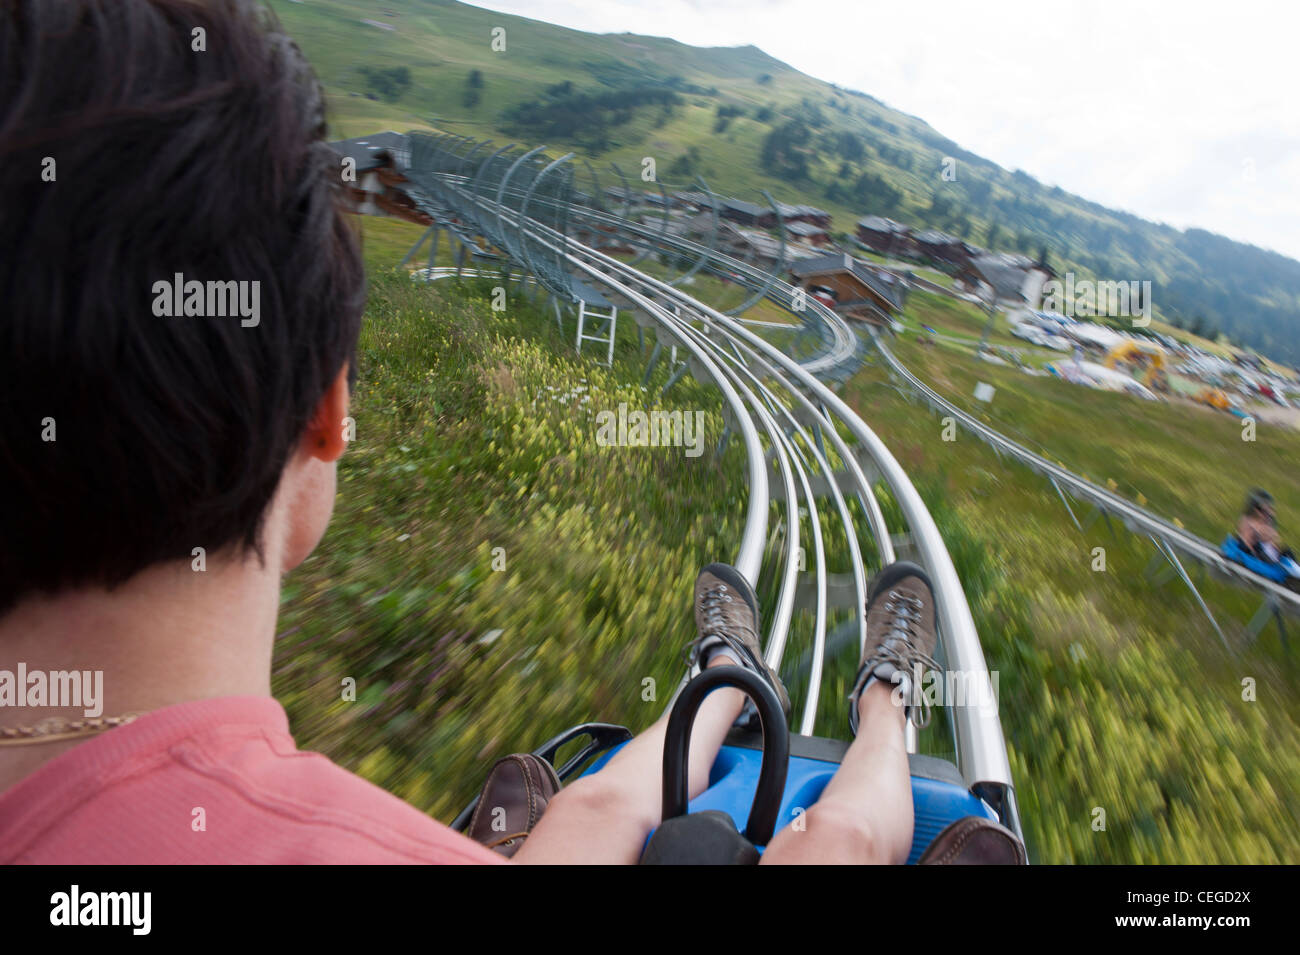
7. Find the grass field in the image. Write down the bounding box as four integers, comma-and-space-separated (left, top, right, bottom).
837, 328, 1300, 863
272, 233, 767, 822
262, 0, 1300, 371
886, 303, 1300, 543
257, 2, 1300, 862
268, 213, 1298, 863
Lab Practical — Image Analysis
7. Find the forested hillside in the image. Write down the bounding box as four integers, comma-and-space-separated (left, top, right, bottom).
271, 0, 1300, 366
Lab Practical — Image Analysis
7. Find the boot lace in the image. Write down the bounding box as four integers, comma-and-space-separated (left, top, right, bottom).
862, 591, 941, 728
686, 583, 756, 670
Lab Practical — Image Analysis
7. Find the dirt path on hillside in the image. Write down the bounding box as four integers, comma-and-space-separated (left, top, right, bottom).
1248, 404, 1300, 431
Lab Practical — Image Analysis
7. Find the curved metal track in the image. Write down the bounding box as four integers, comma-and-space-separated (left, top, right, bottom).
871, 334, 1300, 633
564, 188, 1300, 635
398, 131, 1300, 858
401, 137, 1020, 832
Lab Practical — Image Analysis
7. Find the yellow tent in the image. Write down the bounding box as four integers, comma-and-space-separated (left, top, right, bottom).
1104, 341, 1168, 391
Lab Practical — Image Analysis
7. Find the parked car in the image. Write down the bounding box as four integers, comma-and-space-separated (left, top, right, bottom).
1011, 321, 1043, 344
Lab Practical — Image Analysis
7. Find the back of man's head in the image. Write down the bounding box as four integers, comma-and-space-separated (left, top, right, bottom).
0, 0, 365, 614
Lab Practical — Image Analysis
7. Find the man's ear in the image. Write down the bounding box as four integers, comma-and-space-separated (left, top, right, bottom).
302, 366, 350, 463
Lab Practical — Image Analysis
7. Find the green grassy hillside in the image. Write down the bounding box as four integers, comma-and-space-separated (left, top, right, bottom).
269, 0, 1300, 367
272, 214, 1299, 862
840, 322, 1300, 862
257, 6, 1300, 863
275, 233, 752, 822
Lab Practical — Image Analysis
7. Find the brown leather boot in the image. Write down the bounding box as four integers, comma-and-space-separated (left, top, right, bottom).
465, 753, 561, 858
689, 562, 791, 719
917, 815, 1028, 865
848, 561, 941, 735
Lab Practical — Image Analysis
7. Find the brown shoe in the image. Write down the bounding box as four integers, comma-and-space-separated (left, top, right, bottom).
465, 753, 561, 858
917, 815, 1028, 865
689, 563, 791, 719
848, 561, 941, 735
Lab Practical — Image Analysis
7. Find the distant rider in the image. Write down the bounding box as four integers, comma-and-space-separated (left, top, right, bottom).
1237, 489, 1300, 580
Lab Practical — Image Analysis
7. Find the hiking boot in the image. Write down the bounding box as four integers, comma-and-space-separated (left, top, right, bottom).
688, 563, 791, 721
848, 561, 941, 735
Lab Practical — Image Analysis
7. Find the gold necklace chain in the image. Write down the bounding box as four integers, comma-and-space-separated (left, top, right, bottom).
0, 713, 143, 747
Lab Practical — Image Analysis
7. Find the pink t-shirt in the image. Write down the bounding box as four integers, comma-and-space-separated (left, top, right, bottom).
0, 695, 504, 864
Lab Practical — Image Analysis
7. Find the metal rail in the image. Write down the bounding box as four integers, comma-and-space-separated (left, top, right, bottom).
872, 335, 1300, 622
582, 169, 1300, 636
401, 137, 1022, 834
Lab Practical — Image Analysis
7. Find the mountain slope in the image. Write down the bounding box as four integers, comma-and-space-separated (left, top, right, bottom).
269, 0, 1300, 366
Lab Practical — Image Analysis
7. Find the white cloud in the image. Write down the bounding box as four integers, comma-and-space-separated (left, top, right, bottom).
466, 0, 1300, 260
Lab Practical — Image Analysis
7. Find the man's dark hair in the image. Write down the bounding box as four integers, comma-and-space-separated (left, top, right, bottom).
1245, 489, 1274, 518
0, 0, 366, 613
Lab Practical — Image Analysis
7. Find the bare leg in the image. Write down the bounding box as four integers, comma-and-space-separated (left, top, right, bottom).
760, 681, 913, 865
514, 655, 745, 864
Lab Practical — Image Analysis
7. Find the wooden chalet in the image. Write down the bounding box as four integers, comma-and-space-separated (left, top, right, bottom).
328, 132, 431, 226
855, 216, 914, 257
790, 252, 908, 326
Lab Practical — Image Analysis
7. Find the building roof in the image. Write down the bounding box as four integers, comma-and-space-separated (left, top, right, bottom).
914, 229, 961, 245
790, 252, 906, 309
721, 198, 767, 218
674, 191, 718, 208
730, 228, 821, 261
1067, 323, 1127, 349
777, 202, 829, 219
681, 211, 739, 238
856, 215, 909, 234
786, 220, 828, 237
969, 253, 1043, 302
790, 251, 851, 276
733, 229, 785, 259
328, 131, 408, 172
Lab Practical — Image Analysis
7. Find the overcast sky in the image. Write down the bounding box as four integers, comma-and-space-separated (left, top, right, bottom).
466, 0, 1300, 262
